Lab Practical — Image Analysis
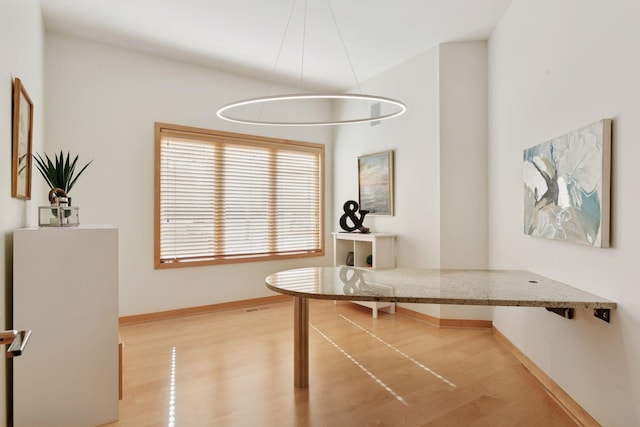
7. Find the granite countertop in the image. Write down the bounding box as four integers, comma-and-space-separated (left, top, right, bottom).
265, 267, 616, 309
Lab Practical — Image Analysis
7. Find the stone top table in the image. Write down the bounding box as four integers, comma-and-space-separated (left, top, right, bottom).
265, 266, 616, 387
265, 266, 616, 309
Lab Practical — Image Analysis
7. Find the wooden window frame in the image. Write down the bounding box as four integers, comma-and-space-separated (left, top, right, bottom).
154, 123, 325, 269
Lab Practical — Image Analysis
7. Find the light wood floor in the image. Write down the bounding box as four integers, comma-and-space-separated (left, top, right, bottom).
104, 299, 577, 426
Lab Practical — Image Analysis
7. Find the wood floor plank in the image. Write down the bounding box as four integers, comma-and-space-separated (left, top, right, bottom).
102, 300, 578, 426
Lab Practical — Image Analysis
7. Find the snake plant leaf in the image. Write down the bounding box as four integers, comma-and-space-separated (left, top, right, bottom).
32, 151, 93, 194
68, 160, 93, 192
33, 153, 55, 189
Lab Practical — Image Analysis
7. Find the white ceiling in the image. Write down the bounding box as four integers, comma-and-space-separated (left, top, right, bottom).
39, 0, 512, 91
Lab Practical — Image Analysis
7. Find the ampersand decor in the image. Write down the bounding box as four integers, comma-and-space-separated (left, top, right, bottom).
339, 200, 370, 233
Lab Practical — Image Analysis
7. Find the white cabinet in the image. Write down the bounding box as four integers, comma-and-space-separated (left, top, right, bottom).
13, 226, 119, 427
332, 232, 396, 318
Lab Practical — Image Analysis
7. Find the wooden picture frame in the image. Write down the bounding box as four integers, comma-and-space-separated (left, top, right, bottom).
12, 78, 33, 199
358, 150, 394, 215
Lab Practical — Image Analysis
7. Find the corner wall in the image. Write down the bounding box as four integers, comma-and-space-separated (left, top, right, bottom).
333, 42, 490, 320
439, 42, 488, 270
438, 42, 491, 320
0, 1, 45, 424
488, 0, 640, 424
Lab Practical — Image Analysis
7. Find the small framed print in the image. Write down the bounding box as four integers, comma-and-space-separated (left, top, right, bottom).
12, 78, 33, 199
358, 150, 394, 215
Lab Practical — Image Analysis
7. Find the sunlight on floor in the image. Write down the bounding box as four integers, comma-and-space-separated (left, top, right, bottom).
168, 347, 177, 427
339, 314, 457, 388
310, 323, 409, 406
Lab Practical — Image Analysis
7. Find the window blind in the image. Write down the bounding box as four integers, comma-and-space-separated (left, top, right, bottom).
155, 124, 324, 267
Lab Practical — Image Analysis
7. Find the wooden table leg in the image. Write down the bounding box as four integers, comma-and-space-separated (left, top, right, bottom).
293, 296, 309, 388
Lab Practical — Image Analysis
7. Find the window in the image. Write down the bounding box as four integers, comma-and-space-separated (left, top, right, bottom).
155, 123, 324, 268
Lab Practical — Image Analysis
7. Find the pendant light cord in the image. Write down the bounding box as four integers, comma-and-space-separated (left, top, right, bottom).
259, 0, 298, 121
301, 0, 308, 87
272, 0, 363, 93
217, 0, 406, 126
326, 0, 364, 96
272, 0, 298, 75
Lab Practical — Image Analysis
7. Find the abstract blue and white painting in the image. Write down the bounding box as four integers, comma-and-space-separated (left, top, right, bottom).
523, 119, 611, 247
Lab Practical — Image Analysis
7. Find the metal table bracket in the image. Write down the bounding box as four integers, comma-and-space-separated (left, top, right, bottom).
594, 308, 611, 323
545, 307, 574, 319
545, 307, 612, 323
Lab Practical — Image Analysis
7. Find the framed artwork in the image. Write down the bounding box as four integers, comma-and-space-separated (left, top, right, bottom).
12, 78, 33, 199
523, 119, 611, 247
358, 150, 394, 215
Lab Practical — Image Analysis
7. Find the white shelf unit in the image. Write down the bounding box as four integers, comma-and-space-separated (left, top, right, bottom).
13, 226, 119, 427
332, 232, 397, 318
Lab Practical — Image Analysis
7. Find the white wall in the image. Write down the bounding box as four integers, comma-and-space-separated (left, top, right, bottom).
333, 49, 441, 269
488, 0, 640, 424
333, 42, 491, 320
0, 1, 45, 424
439, 42, 488, 270
438, 42, 491, 320
45, 33, 334, 316
333, 47, 441, 316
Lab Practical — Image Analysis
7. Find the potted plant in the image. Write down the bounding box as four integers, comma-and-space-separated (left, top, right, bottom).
33, 151, 93, 204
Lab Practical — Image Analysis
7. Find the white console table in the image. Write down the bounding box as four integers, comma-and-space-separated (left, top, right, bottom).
332, 232, 396, 318
13, 226, 119, 427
